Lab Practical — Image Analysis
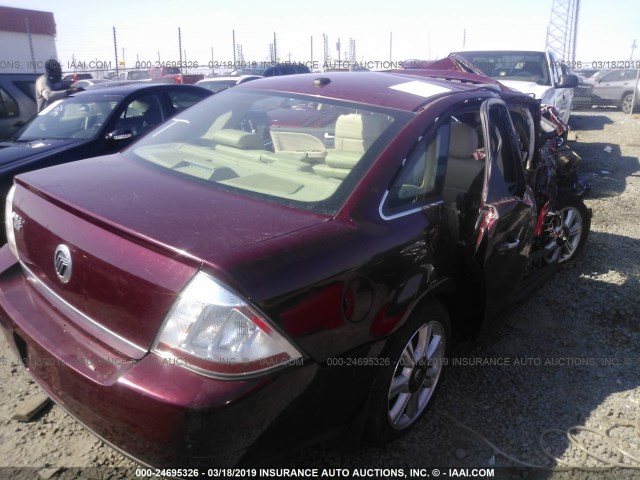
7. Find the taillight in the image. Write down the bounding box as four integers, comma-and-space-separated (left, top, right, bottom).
151, 272, 302, 378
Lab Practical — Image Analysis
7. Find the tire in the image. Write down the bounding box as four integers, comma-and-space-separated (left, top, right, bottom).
543, 197, 591, 264
365, 301, 450, 444
621, 93, 637, 114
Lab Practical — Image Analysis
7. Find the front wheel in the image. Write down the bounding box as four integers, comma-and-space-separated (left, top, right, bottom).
621, 93, 638, 114
543, 197, 591, 264
366, 301, 450, 444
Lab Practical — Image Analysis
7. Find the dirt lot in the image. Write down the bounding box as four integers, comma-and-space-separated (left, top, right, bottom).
0, 110, 639, 479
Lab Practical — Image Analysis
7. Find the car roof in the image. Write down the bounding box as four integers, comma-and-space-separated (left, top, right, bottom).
236, 71, 501, 112
199, 75, 259, 82
73, 83, 207, 98
452, 49, 548, 55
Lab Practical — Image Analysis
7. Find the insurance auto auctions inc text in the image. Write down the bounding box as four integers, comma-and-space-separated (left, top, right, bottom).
248, 467, 495, 478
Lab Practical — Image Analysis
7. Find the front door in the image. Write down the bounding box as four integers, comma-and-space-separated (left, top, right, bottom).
475, 98, 536, 320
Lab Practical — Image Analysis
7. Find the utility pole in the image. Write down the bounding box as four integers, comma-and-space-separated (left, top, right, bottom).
631, 39, 637, 61
323, 33, 329, 66
273, 32, 277, 63
178, 28, 183, 69
113, 27, 119, 77
232, 30, 236, 66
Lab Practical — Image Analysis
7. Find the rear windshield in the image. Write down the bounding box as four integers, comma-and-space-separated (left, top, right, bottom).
130, 90, 408, 215
456, 51, 551, 86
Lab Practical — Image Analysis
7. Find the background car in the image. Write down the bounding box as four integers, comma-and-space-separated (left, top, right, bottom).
0, 83, 212, 232
229, 63, 311, 77
195, 75, 261, 93
450, 50, 579, 123
0, 73, 38, 140
116, 70, 151, 81
70, 78, 110, 89
584, 68, 640, 113
263, 63, 311, 76
62, 72, 93, 87
0, 71, 588, 469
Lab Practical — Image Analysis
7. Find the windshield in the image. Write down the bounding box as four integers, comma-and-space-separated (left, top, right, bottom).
16, 96, 119, 141
130, 90, 407, 215
455, 51, 551, 86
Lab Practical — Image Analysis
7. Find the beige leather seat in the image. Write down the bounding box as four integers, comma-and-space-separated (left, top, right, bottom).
313, 113, 388, 179
443, 122, 485, 244
210, 129, 310, 171
443, 122, 484, 205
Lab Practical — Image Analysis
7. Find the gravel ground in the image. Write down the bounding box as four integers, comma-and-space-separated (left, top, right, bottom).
0, 110, 639, 479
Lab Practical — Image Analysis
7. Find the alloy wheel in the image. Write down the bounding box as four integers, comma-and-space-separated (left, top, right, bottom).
387, 320, 446, 430
544, 205, 584, 263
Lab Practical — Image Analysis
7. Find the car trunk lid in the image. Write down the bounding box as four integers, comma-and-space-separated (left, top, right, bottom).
10, 154, 328, 358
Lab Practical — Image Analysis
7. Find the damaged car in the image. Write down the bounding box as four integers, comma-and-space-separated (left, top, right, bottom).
0, 70, 590, 468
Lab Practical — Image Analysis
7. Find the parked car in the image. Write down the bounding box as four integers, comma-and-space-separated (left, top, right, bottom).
0, 71, 590, 468
0, 83, 212, 233
62, 72, 92, 87
576, 68, 640, 113
575, 68, 599, 79
148, 67, 204, 85
116, 70, 151, 81
0, 73, 38, 140
196, 75, 261, 93
263, 63, 311, 76
229, 63, 311, 77
70, 78, 110, 89
449, 50, 579, 123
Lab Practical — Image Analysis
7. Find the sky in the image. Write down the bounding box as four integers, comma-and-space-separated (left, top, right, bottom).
2, 0, 639, 72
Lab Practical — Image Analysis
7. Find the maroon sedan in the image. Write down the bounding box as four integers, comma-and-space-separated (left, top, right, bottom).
0, 72, 586, 467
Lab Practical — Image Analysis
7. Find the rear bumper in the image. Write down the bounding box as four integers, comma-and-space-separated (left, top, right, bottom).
0, 245, 318, 467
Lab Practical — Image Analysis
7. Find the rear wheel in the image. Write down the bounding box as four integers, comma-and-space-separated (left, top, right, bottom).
621, 93, 637, 114
366, 301, 450, 444
543, 197, 590, 264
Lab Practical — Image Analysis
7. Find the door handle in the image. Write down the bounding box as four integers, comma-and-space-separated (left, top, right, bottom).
496, 239, 520, 253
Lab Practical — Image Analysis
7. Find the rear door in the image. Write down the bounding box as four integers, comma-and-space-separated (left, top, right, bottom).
475, 98, 536, 320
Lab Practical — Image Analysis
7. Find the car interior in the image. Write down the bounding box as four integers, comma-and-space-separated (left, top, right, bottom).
114, 95, 164, 138
135, 103, 395, 205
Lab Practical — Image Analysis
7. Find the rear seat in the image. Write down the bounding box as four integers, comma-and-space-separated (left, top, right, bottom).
210, 129, 311, 171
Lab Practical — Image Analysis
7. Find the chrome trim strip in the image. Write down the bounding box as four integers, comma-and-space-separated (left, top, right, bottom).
20, 262, 147, 359
378, 190, 444, 221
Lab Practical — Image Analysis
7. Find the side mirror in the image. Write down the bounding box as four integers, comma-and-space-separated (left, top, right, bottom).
105, 129, 133, 142
558, 74, 579, 88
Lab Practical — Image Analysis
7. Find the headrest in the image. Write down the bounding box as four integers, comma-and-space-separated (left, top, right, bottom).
448, 122, 479, 158
335, 114, 389, 142
210, 129, 264, 149
143, 108, 162, 126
